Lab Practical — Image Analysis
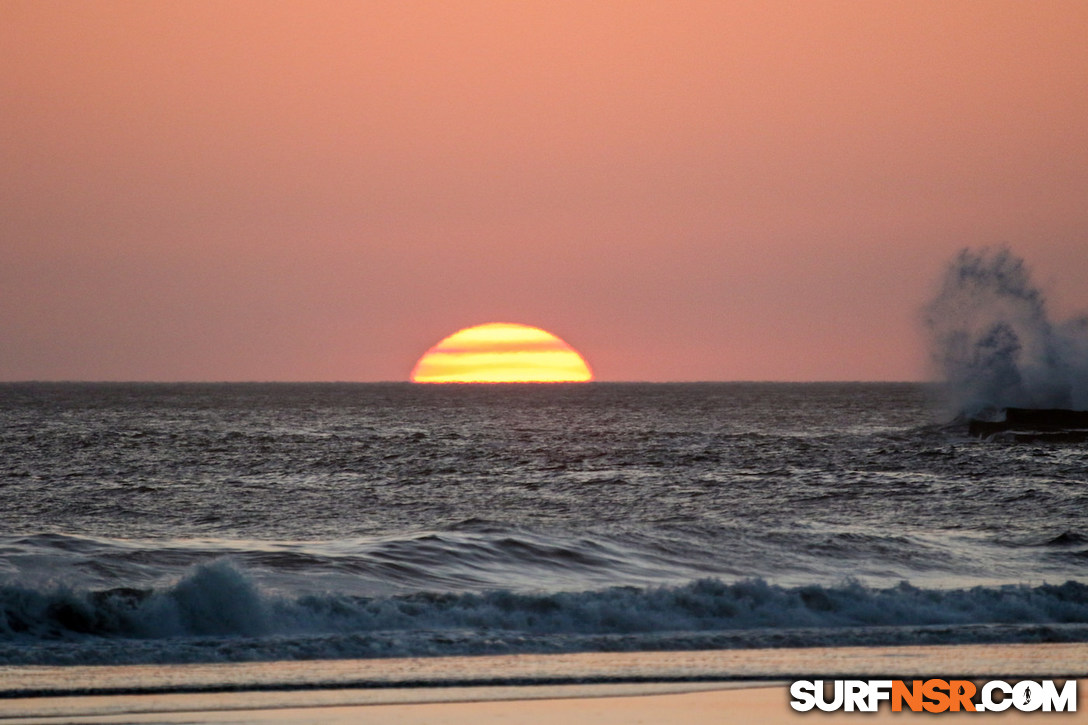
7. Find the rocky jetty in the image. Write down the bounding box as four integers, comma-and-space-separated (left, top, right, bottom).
969, 408, 1088, 442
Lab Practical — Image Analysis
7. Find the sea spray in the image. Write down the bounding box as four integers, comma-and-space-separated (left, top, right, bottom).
924, 247, 1088, 416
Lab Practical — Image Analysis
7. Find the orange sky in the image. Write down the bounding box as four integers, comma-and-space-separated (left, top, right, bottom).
2, 0, 1086, 382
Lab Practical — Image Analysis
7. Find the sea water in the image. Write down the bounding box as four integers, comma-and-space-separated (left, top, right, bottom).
1, 382, 1087, 670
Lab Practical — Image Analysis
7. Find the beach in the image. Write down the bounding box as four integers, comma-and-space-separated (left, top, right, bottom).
5, 681, 1087, 724
3, 644, 1085, 723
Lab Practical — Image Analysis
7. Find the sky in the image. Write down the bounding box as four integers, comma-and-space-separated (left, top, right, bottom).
3, 0, 1087, 382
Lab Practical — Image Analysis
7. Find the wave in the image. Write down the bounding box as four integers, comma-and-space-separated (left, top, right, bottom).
0, 530, 736, 596
5, 525, 1085, 605
924, 247, 1088, 415
2, 561, 1087, 665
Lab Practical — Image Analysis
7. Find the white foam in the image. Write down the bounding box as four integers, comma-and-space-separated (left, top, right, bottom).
2, 561, 1087, 665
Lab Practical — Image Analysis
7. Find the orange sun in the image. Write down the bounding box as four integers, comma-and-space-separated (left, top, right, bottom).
411, 323, 594, 383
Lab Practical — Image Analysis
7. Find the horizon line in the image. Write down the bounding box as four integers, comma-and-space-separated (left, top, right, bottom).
0, 379, 932, 385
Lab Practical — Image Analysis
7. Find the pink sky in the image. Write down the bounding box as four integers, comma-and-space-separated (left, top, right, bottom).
3, 1, 1086, 382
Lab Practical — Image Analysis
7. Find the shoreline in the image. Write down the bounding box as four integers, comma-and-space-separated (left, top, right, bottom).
2, 643, 1085, 722
4, 681, 1085, 724
5, 642, 1086, 698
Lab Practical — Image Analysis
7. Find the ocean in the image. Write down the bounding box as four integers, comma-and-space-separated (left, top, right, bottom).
1, 382, 1087, 673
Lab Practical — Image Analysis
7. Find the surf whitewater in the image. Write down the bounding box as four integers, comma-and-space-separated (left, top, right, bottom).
2, 560, 1088, 665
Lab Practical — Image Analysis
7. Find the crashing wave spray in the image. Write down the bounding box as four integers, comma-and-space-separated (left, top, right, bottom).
924, 247, 1088, 416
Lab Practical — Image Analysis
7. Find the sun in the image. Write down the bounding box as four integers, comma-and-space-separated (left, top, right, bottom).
411, 323, 594, 383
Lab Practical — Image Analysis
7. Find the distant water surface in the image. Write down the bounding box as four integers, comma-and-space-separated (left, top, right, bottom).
1, 382, 1086, 666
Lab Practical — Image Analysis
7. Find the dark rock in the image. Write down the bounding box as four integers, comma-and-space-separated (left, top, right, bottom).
969, 408, 1088, 442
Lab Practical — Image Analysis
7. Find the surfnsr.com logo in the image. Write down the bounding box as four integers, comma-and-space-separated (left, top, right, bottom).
790, 679, 1077, 713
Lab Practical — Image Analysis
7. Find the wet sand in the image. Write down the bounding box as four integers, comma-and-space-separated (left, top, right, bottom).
5, 683, 1087, 725
2, 644, 1085, 724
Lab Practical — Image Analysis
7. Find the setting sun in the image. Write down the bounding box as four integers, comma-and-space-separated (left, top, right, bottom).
411, 323, 593, 383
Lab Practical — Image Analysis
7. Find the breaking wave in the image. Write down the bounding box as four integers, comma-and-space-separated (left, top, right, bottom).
924, 247, 1088, 416
2, 560, 1087, 664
